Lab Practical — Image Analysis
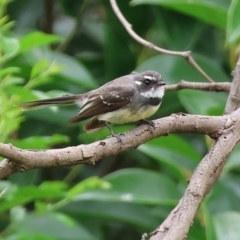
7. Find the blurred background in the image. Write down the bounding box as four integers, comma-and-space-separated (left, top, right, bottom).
1, 0, 240, 239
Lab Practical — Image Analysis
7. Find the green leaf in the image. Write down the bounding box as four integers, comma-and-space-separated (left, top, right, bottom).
201, 202, 217, 240
213, 212, 240, 240
50, 212, 77, 227
0, 35, 20, 61
0, 180, 11, 193
38, 181, 68, 196
131, 0, 229, 29
19, 32, 61, 52
10, 206, 27, 223
26, 61, 63, 89
138, 135, 201, 181
178, 90, 227, 115
10, 134, 69, 149
3, 233, 55, 240
19, 213, 97, 240
0, 185, 38, 212
63, 201, 159, 230
30, 59, 49, 79
224, 145, 240, 171
67, 177, 110, 199
1, 76, 25, 88
226, 0, 240, 45
0, 182, 67, 212
22, 48, 97, 89
5, 86, 38, 102
46, 52, 97, 89
0, 67, 21, 77
74, 169, 180, 205
207, 175, 240, 214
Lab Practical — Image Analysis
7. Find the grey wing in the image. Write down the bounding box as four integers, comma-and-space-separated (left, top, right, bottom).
67, 88, 135, 125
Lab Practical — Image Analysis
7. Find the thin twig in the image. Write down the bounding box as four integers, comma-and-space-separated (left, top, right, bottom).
56, 0, 89, 52
165, 81, 230, 92
109, 0, 214, 83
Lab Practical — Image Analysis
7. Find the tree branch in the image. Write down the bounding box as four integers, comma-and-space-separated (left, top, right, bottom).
109, 0, 214, 83
149, 109, 240, 240
0, 114, 228, 179
225, 56, 240, 114
165, 81, 230, 92
149, 55, 240, 240
56, 0, 89, 52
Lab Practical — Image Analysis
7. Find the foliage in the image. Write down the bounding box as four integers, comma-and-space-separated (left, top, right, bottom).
0, 0, 240, 239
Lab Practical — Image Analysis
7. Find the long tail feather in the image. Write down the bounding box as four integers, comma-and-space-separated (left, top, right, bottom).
16, 95, 79, 111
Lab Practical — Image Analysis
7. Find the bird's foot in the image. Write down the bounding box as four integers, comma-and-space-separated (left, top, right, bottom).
107, 133, 123, 143
104, 121, 123, 143
138, 119, 155, 133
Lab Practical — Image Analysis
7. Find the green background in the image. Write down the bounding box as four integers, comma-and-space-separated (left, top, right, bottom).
1, 0, 240, 239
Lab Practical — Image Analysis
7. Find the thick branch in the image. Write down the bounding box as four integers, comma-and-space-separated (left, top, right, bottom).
166, 81, 230, 92
109, 0, 214, 83
149, 54, 240, 239
150, 108, 240, 240
0, 114, 227, 179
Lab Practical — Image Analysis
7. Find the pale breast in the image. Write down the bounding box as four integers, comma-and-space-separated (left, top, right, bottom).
98, 103, 161, 124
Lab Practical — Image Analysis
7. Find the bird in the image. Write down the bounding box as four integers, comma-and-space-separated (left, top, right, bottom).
16, 70, 166, 140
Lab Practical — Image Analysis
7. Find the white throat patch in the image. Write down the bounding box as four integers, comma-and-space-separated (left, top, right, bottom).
140, 86, 165, 99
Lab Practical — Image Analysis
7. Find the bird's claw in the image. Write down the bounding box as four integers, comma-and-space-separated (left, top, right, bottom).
138, 119, 155, 128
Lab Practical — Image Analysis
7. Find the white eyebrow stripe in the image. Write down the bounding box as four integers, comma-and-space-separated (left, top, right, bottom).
135, 81, 142, 85
144, 75, 156, 80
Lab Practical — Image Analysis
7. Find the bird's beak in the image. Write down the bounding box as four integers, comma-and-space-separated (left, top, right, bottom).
158, 81, 166, 86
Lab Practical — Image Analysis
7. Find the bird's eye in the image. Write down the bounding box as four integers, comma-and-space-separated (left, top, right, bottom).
144, 79, 151, 85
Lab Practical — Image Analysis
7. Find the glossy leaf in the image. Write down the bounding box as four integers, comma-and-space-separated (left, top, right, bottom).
63, 200, 160, 230
178, 90, 227, 115
226, 0, 240, 45
0, 67, 21, 77
224, 145, 240, 171
213, 212, 240, 240
74, 169, 180, 205
201, 202, 217, 240
0, 182, 67, 212
138, 135, 201, 180
131, 0, 229, 29
20, 32, 61, 52
0, 36, 20, 61
30, 59, 49, 79
207, 175, 240, 214
67, 177, 110, 199
20, 213, 97, 240
10, 134, 69, 149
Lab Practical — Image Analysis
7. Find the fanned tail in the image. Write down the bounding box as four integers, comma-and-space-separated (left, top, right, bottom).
16, 95, 80, 111
83, 117, 106, 132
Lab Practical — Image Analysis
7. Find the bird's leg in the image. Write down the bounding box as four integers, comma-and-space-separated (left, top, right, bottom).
104, 121, 122, 142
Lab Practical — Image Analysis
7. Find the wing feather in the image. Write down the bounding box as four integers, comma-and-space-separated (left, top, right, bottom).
67, 89, 134, 125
